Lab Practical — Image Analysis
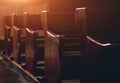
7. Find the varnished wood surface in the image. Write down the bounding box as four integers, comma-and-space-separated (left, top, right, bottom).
41, 8, 87, 83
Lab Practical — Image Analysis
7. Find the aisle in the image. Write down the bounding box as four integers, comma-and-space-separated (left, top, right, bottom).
0, 54, 39, 83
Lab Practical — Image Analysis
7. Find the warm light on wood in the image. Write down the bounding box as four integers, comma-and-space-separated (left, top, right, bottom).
8, 0, 29, 3
0, 0, 45, 5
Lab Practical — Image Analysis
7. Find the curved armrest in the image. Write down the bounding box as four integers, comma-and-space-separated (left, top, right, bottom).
5, 25, 11, 30
13, 26, 22, 31
26, 27, 38, 37
87, 36, 112, 47
26, 27, 34, 34
47, 31, 60, 37
13, 26, 20, 31
47, 31, 61, 44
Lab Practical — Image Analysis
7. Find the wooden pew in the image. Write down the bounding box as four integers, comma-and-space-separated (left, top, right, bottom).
86, 9, 120, 43
85, 8, 120, 82
41, 8, 87, 83
25, 14, 42, 30
4, 15, 13, 57
25, 14, 46, 82
11, 14, 26, 68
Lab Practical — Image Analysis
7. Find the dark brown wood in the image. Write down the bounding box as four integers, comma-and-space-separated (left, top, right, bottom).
44, 31, 60, 83
4, 16, 13, 56
25, 28, 45, 74
26, 14, 42, 30
86, 9, 120, 43
25, 28, 37, 73
46, 0, 120, 12
12, 26, 24, 62
41, 7, 87, 83
84, 8, 120, 82
25, 14, 45, 79
11, 14, 26, 68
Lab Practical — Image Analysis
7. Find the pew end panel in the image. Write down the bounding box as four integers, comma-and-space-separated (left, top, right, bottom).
25, 27, 45, 77
12, 26, 21, 61
4, 25, 13, 56
25, 14, 47, 81
25, 27, 37, 73
45, 31, 61, 83
3, 16, 13, 57
41, 7, 87, 82
25, 13, 44, 74
11, 14, 27, 69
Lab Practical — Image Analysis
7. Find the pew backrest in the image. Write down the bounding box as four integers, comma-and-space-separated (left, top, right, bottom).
26, 14, 42, 30
13, 15, 26, 28
86, 9, 120, 43
41, 8, 87, 35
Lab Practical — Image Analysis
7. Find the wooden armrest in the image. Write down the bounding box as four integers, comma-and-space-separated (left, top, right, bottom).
47, 31, 61, 44
26, 27, 44, 36
87, 36, 111, 46
26, 27, 35, 34
26, 27, 38, 36
13, 26, 21, 31
5, 25, 11, 30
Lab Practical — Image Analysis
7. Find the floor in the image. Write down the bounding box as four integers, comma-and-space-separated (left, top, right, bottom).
62, 80, 80, 83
